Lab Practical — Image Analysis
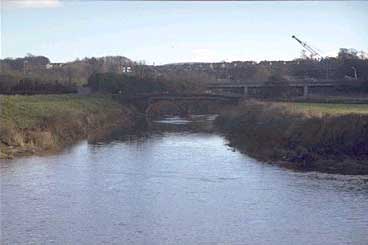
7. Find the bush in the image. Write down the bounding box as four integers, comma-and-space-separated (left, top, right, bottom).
87, 73, 167, 94
215, 101, 368, 174
0, 75, 76, 95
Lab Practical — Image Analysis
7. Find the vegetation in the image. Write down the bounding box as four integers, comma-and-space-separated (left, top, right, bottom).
215, 100, 368, 175
87, 72, 205, 94
157, 48, 368, 83
0, 75, 76, 95
284, 102, 368, 115
1, 48, 367, 96
0, 54, 207, 95
0, 95, 138, 158
88, 73, 167, 94
1, 49, 368, 164
0, 55, 134, 94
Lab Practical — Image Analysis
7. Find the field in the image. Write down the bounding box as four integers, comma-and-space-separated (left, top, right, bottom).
0, 94, 124, 129
282, 102, 368, 115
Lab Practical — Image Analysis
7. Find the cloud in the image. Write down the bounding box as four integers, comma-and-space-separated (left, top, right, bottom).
3, 0, 62, 9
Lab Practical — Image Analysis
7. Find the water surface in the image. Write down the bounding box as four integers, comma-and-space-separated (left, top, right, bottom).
1, 116, 368, 244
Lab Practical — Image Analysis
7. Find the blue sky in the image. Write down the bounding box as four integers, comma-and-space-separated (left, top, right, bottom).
1, 1, 368, 64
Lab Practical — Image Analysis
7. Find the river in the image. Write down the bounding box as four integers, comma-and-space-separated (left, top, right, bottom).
1, 115, 368, 245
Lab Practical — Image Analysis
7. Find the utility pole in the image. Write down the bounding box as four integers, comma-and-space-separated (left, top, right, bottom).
326, 60, 329, 80
23, 60, 28, 75
352, 66, 358, 80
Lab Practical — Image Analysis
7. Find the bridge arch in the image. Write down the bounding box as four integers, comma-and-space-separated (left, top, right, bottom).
145, 100, 187, 119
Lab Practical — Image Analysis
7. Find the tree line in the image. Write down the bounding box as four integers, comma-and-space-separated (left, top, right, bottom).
158, 49, 368, 82
1, 48, 367, 95
87, 72, 205, 95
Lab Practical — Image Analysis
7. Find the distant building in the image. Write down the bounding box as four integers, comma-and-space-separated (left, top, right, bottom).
46, 63, 64, 69
122, 66, 132, 73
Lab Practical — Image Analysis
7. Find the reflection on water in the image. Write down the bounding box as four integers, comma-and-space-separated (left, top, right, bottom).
1, 115, 368, 245
150, 114, 217, 133
153, 115, 217, 125
153, 116, 192, 125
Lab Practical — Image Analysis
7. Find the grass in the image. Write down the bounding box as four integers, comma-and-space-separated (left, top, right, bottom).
0, 94, 124, 129
0, 94, 137, 158
215, 100, 368, 174
281, 102, 368, 116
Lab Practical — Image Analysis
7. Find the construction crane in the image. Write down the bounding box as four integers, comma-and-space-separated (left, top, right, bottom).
292, 35, 321, 59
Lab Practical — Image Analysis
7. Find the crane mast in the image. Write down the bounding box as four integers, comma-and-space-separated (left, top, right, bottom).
292, 35, 321, 59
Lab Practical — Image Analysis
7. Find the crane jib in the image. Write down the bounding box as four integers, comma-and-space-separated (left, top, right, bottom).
292, 35, 321, 58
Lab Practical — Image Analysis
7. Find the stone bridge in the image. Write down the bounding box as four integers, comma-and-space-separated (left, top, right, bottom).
115, 93, 241, 117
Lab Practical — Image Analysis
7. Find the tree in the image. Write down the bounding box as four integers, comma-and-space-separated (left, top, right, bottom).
252, 65, 271, 81
338, 48, 359, 60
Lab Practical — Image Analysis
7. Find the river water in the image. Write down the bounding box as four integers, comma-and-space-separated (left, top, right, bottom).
1, 116, 368, 245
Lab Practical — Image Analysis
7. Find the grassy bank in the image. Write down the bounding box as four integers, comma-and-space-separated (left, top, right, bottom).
284, 102, 368, 115
215, 101, 368, 175
0, 94, 139, 159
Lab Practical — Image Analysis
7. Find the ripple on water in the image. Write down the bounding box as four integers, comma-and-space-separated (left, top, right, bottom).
1, 116, 368, 245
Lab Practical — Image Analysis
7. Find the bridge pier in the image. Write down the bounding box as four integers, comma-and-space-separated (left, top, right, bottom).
243, 86, 249, 96
303, 85, 309, 97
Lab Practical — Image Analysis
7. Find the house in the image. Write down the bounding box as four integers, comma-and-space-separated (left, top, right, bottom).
46, 63, 64, 69
122, 66, 132, 73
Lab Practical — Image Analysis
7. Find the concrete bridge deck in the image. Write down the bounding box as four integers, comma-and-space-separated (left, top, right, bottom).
206, 80, 363, 97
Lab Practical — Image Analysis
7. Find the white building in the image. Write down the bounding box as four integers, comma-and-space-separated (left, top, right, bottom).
45, 63, 64, 69
122, 66, 132, 73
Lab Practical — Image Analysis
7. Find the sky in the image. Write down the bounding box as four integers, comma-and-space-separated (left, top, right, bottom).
1, 0, 368, 64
